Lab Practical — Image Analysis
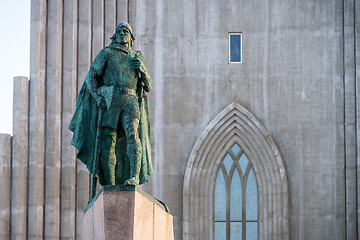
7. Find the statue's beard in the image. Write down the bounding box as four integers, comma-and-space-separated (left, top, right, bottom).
112, 34, 129, 46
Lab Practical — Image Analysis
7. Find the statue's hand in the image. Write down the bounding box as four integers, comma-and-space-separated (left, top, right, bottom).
96, 95, 106, 109
132, 56, 146, 75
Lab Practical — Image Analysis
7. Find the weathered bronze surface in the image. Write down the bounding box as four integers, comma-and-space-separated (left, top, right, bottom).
69, 22, 152, 199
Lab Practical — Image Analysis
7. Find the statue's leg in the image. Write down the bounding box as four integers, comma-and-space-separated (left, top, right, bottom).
122, 114, 142, 186
99, 127, 117, 185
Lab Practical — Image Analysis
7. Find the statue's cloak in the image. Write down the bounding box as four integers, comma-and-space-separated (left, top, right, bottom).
68, 83, 153, 185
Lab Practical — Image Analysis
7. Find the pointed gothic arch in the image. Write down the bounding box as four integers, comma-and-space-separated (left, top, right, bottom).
183, 103, 289, 240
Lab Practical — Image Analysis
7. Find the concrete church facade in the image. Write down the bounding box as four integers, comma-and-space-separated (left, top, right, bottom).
0, 0, 359, 239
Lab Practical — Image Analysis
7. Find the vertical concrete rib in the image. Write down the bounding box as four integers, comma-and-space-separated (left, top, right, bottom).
28, 0, 47, 239
152, 0, 165, 199
76, 0, 92, 238
61, 0, 78, 239
43, 0, 63, 239
11, 76, 29, 240
104, 0, 117, 47
91, 0, 105, 195
0, 134, 12, 239
344, 0, 358, 239
116, 0, 128, 24
355, 0, 360, 237
92, 0, 104, 58
334, 1, 347, 239
128, 0, 137, 32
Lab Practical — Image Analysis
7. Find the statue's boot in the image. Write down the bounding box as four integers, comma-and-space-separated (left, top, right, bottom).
125, 139, 142, 186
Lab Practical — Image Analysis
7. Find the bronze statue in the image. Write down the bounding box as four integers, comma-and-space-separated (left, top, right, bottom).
69, 22, 152, 199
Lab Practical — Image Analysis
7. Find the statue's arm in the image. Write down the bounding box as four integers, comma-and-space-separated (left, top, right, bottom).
85, 68, 101, 101
141, 70, 152, 92
136, 52, 152, 92
85, 49, 108, 108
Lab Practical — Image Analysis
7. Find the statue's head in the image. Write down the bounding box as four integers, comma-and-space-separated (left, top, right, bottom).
111, 21, 135, 48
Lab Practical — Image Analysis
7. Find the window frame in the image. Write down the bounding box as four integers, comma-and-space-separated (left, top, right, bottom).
229, 33, 243, 64
213, 143, 259, 240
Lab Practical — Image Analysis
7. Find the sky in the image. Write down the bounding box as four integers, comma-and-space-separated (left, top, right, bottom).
0, 1, 30, 134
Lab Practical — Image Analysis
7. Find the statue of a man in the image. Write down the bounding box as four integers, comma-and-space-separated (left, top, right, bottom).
69, 22, 152, 191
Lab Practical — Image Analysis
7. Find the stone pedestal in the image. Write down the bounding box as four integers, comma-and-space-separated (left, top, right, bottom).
82, 185, 174, 240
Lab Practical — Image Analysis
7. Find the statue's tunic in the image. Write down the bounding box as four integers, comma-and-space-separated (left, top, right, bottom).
90, 46, 150, 130
68, 44, 153, 185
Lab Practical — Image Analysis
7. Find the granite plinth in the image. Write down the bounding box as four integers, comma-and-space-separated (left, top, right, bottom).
82, 185, 174, 240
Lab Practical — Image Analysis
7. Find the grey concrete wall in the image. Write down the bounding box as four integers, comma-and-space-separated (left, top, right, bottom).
131, 0, 356, 239
3, 0, 357, 239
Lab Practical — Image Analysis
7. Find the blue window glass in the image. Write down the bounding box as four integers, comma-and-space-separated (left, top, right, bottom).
230, 170, 242, 220
215, 168, 227, 220
230, 34, 242, 63
239, 153, 249, 175
231, 144, 241, 157
230, 222, 242, 240
246, 222, 258, 240
246, 168, 258, 221
215, 222, 227, 240
223, 153, 233, 174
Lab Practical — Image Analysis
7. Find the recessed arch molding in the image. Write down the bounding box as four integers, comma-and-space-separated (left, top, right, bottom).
183, 102, 289, 240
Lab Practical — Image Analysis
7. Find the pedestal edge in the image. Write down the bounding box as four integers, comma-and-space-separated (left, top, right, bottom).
84, 185, 166, 213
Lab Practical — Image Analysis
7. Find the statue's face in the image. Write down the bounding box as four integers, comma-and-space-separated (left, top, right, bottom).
114, 26, 131, 46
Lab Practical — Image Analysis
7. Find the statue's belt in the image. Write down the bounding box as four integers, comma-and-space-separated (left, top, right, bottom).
104, 85, 137, 96
98, 85, 138, 110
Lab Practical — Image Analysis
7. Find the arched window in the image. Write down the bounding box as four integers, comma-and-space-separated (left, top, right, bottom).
214, 143, 258, 240
183, 103, 289, 240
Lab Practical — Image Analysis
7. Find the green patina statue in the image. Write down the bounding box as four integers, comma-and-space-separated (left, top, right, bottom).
68, 22, 152, 199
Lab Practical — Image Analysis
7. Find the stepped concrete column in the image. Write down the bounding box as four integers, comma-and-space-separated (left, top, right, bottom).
0, 134, 12, 239
11, 76, 29, 240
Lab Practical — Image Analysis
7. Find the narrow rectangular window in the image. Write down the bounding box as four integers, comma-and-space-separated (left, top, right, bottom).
229, 33, 242, 63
